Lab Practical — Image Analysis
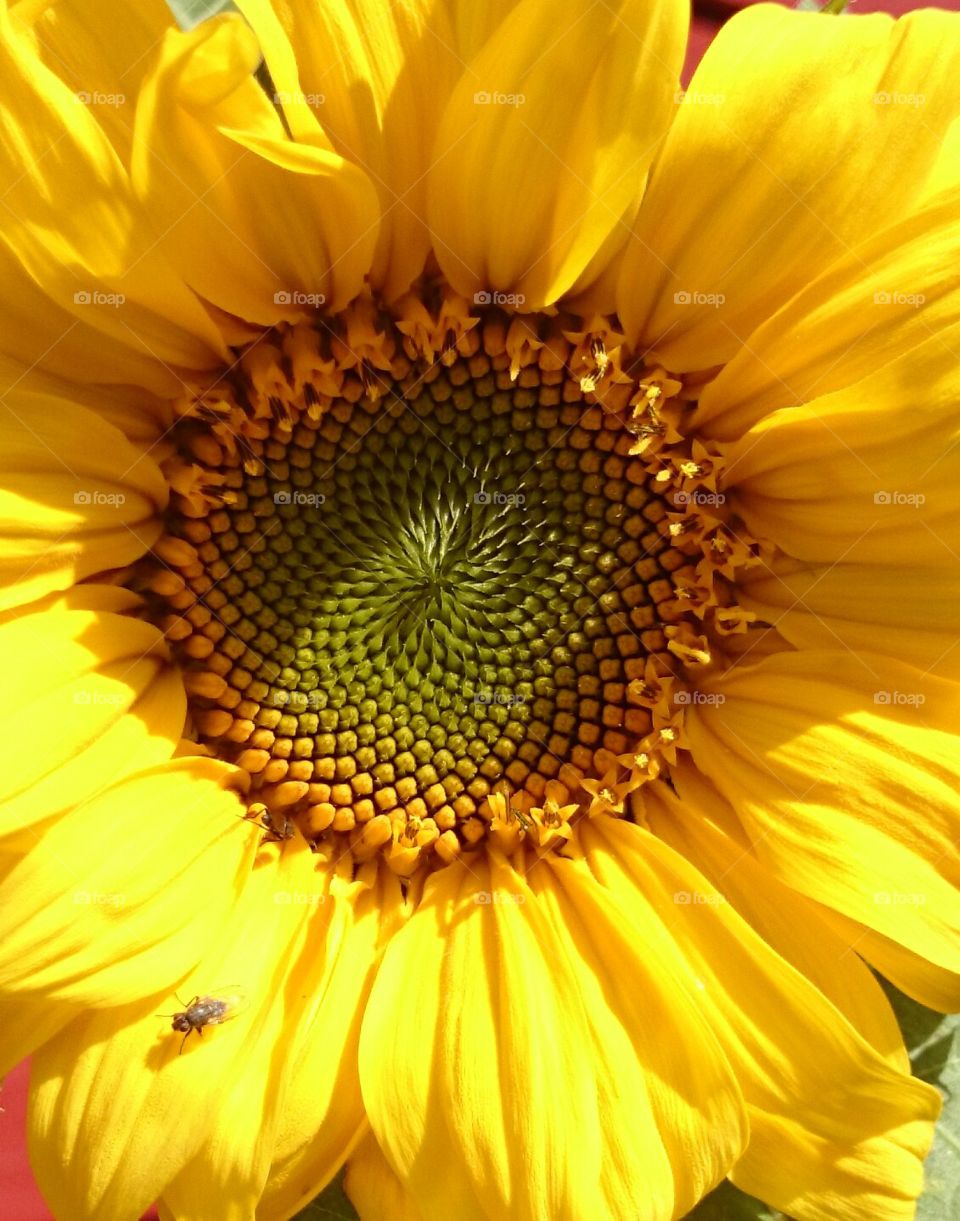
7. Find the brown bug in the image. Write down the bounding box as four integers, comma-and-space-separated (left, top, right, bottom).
159, 989, 248, 1054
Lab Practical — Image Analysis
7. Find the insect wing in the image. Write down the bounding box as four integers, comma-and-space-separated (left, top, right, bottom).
201, 986, 250, 1025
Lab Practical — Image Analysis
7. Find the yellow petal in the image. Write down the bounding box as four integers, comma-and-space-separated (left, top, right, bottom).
28, 841, 325, 1221
132, 15, 380, 325
821, 907, 960, 1016
687, 650, 960, 1006
0, 398, 167, 611
257, 867, 408, 1218
694, 186, 960, 440
723, 323, 960, 566
0, 592, 185, 839
428, 0, 687, 310
579, 817, 941, 1221
238, 0, 459, 302
0, 7, 227, 375
345, 1132, 422, 1221
0, 758, 254, 1006
618, 5, 960, 369
10, 0, 174, 163
737, 557, 960, 681
360, 851, 745, 1220
642, 761, 909, 1070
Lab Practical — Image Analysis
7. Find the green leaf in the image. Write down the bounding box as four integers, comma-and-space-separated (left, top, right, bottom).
881, 981, 960, 1220
292, 1173, 359, 1221
165, 0, 235, 30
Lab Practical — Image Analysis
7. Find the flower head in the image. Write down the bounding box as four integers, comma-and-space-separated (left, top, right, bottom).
2, 0, 960, 1218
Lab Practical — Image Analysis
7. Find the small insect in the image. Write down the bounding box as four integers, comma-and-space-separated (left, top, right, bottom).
159, 988, 248, 1054
260, 810, 296, 843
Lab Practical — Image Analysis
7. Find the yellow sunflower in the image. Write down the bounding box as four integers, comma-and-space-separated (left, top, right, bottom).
2, 0, 959, 1217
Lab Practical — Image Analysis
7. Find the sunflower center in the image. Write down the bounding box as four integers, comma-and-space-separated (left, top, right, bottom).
138, 292, 748, 874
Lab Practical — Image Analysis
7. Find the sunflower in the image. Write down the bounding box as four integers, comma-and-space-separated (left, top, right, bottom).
2, 0, 959, 1217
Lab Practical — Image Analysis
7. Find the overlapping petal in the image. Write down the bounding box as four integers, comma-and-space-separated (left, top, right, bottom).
686, 650, 960, 1010
428, 0, 687, 310
618, 5, 960, 369
577, 817, 940, 1221
360, 851, 745, 1220
132, 15, 380, 327
0, 399, 167, 611
0, 589, 185, 840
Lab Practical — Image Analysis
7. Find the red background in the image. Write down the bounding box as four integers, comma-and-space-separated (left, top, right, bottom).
3, 0, 959, 1217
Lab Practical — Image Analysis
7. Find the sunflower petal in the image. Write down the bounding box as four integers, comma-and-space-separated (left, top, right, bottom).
687, 650, 960, 1008
579, 817, 941, 1221
736, 557, 960, 681
0, 6, 227, 376
642, 762, 909, 1069
132, 15, 380, 326
618, 5, 960, 368
694, 186, 960, 440
0, 758, 254, 1005
428, 0, 687, 310
0, 594, 185, 839
28, 840, 322, 1221
0, 399, 167, 611
344, 1133, 422, 1221
360, 851, 745, 1220
237, 0, 459, 302
11, 0, 174, 163
722, 323, 960, 566
256, 867, 408, 1218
